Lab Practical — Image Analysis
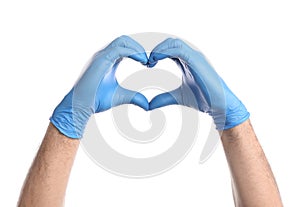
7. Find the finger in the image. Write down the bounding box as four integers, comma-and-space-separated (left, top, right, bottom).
149, 47, 192, 67
147, 52, 169, 67
148, 38, 192, 67
107, 35, 145, 52
112, 87, 149, 111
105, 46, 147, 65
81, 46, 145, 91
128, 52, 148, 65
149, 88, 182, 110
150, 38, 174, 55
105, 35, 148, 65
148, 38, 174, 67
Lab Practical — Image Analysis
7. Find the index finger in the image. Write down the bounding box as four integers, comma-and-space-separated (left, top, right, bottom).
105, 35, 148, 65
148, 38, 193, 67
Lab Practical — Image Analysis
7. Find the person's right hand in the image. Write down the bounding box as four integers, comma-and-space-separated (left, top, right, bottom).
148, 38, 250, 130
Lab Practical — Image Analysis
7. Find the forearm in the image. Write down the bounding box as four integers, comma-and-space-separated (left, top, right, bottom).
18, 123, 80, 207
221, 120, 283, 206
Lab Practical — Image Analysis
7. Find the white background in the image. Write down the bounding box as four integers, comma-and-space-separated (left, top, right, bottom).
1, 0, 300, 206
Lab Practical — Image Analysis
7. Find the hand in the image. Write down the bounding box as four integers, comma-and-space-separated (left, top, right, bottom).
148, 38, 249, 130
50, 36, 149, 138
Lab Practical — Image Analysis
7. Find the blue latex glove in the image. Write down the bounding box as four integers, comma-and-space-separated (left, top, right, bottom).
148, 38, 249, 130
50, 36, 149, 138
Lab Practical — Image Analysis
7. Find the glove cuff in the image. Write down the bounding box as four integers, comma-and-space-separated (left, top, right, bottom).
213, 100, 250, 130
50, 105, 92, 139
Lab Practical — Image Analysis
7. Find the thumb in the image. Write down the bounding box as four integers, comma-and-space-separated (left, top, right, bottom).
112, 87, 149, 111
149, 88, 182, 110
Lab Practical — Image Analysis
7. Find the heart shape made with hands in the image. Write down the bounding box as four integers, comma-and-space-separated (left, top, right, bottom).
110, 36, 208, 114
51, 35, 249, 139
106, 36, 200, 113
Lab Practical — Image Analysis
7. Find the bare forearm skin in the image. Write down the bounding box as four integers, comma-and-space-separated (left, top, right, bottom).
221, 120, 283, 207
18, 123, 80, 207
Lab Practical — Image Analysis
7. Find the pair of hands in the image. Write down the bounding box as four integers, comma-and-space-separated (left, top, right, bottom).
50, 36, 249, 138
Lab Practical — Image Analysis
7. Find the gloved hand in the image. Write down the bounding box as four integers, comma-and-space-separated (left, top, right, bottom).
148, 38, 250, 130
50, 36, 149, 138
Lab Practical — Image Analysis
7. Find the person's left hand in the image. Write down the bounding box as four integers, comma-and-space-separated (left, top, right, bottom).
50, 36, 149, 138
